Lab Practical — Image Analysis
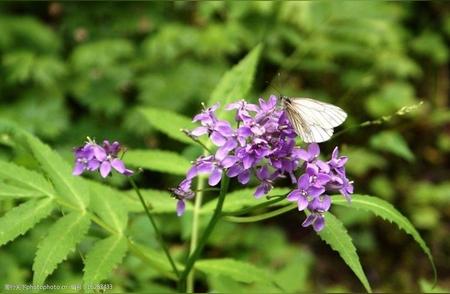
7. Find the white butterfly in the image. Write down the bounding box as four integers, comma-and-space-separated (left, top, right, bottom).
282, 97, 347, 143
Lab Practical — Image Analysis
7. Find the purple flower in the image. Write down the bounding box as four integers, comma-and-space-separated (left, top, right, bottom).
287, 174, 325, 211
169, 179, 195, 216
72, 139, 133, 178
173, 96, 354, 232
254, 166, 278, 198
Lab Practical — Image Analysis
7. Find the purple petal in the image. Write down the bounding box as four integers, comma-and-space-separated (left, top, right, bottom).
254, 184, 266, 198
313, 216, 325, 232
242, 156, 254, 170
191, 126, 208, 137
332, 146, 339, 159
238, 126, 253, 137
302, 214, 317, 228
111, 158, 126, 173
287, 189, 300, 201
308, 186, 325, 197
297, 174, 310, 189
296, 149, 310, 161
297, 196, 308, 211
87, 159, 100, 171
215, 121, 233, 136
187, 166, 198, 180
221, 156, 238, 168
177, 200, 186, 217
72, 162, 85, 176
208, 168, 222, 186
227, 164, 242, 177
317, 160, 330, 173
308, 143, 320, 158
93, 146, 107, 161
210, 131, 227, 146
237, 170, 250, 184
100, 161, 112, 178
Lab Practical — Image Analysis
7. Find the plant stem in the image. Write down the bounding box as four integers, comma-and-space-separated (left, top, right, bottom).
223, 194, 288, 216
225, 202, 297, 223
178, 175, 230, 292
128, 177, 180, 279
187, 175, 205, 292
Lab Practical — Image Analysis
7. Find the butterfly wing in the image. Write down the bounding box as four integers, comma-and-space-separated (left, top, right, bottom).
284, 98, 347, 143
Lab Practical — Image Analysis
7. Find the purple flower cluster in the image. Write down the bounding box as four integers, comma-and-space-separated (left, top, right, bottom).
72, 139, 133, 178
171, 95, 353, 231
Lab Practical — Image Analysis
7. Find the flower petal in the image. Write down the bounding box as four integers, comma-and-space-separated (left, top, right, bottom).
210, 131, 227, 146
313, 215, 325, 232
177, 200, 186, 217
72, 162, 85, 176
297, 174, 310, 189
237, 170, 250, 184
208, 168, 222, 186
100, 161, 112, 178
297, 196, 308, 211
302, 214, 316, 228
287, 189, 300, 201
93, 145, 107, 161
111, 158, 126, 173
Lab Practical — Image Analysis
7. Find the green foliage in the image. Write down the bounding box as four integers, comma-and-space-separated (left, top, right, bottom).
24, 133, 90, 211
83, 235, 128, 286
124, 150, 191, 175
0, 2, 445, 292
317, 212, 372, 293
0, 198, 54, 246
33, 212, 91, 285
332, 195, 437, 282
208, 44, 262, 120
370, 131, 415, 162
138, 107, 195, 144
195, 258, 275, 285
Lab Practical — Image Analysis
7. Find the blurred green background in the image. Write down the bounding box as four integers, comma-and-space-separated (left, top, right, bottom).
0, 1, 448, 292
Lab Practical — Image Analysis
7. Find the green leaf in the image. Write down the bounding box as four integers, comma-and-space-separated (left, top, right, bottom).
33, 212, 91, 285
0, 198, 55, 246
124, 149, 191, 175
0, 161, 56, 198
333, 195, 437, 283
88, 181, 128, 233
0, 183, 45, 198
124, 189, 192, 214
370, 131, 415, 162
83, 235, 128, 286
24, 133, 89, 211
128, 241, 182, 281
195, 258, 275, 285
208, 44, 262, 120
317, 212, 372, 292
201, 187, 290, 214
138, 107, 194, 144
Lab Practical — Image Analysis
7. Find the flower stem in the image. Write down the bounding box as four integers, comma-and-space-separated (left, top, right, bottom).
187, 175, 205, 292
128, 177, 180, 279
224, 202, 297, 223
178, 175, 230, 292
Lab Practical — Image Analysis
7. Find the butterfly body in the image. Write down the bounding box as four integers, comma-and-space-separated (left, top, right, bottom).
281, 96, 347, 143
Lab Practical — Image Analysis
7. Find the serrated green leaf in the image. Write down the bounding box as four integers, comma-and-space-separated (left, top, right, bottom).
0, 183, 45, 198
124, 149, 191, 175
0, 198, 55, 246
201, 187, 290, 214
83, 235, 128, 286
88, 181, 128, 233
195, 258, 275, 285
24, 133, 89, 211
33, 212, 91, 285
370, 131, 415, 162
208, 44, 262, 120
138, 107, 194, 144
318, 212, 372, 292
123, 189, 192, 214
0, 161, 55, 198
333, 195, 437, 283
